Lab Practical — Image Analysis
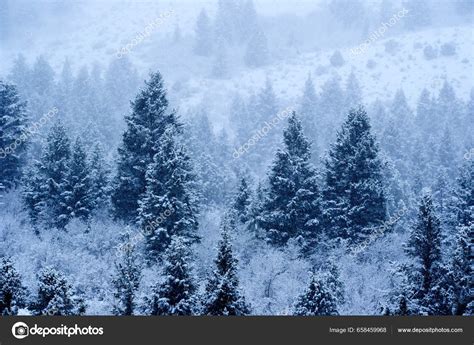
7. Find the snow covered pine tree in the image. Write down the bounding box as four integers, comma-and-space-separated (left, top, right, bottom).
145, 236, 198, 315
203, 224, 250, 315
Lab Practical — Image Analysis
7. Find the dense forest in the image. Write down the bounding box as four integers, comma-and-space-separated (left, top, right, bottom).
0, 0, 472, 316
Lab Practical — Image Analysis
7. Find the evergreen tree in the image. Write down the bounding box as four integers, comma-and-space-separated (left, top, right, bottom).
89, 143, 111, 215
193, 9, 213, 56
112, 71, 179, 221
63, 137, 93, 222
437, 80, 462, 133
465, 88, 474, 140
203, 225, 250, 315
232, 176, 252, 223
293, 274, 338, 316
229, 93, 254, 142
432, 167, 452, 222
344, 71, 363, 112
394, 295, 411, 315
43, 122, 71, 228
415, 88, 433, 134
0, 80, 28, 189
390, 89, 413, 132
187, 111, 230, 206
112, 233, 142, 315
330, 50, 345, 67
436, 127, 457, 179
71, 66, 99, 128
22, 122, 71, 229
138, 127, 199, 260
0, 183, 4, 206
322, 263, 345, 306
146, 236, 198, 315
299, 74, 319, 155
29, 56, 55, 119
104, 56, 139, 118
322, 107, 386, 242
247, 182, 266, 235
448, 226, 472, 315
22, 162, 47, 231
446, 160, 473, 315
254, 78, 278, 124
31, 268, 81, 316
0, 258, 26, 315
404, 0, 431, 30
448, 160, 473, 231
369, 99, 387, 134
406, 194, 442, 290
318, 75, 344, 145
30, 55, 55, 97
379, 0, 396, 24
260, 113, 321, 247
329, 0, 366, 28
55, 58, 75, 125
405, 193, 450, 315
381, 117, 405, 163
248, 78, 280, 168
299, 74, 318, 125
244, 28, 270, 68
214, 0, 239, 44
211, 36, 229, 79
238, 0, 259, 42
7, 54, 31, 98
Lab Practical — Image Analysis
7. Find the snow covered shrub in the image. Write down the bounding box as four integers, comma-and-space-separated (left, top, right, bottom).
440, 42, 456, 56
330, 50, 345, 67
423, 45, 438, 60
384, 39, 399, 55
366, 59, 377, 69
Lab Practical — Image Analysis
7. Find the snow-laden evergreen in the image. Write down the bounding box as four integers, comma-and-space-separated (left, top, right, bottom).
260, 112, 321, 247
31, 267, 82, 316
145, 236, 198, 315
22, 122, 71, 229
63, 137, 93, 223
138, 126, 199, 260
112, 233, 142, 315
0, 81, 28, 189
0, 0, 472, 316
0, 257, 26, 315
112, 72, 179, 222
293, 274, 338, 316
203, 223, 250, 315
322, 107, 387, 243
402, 193, 450, 315
193, 9, 213, 56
